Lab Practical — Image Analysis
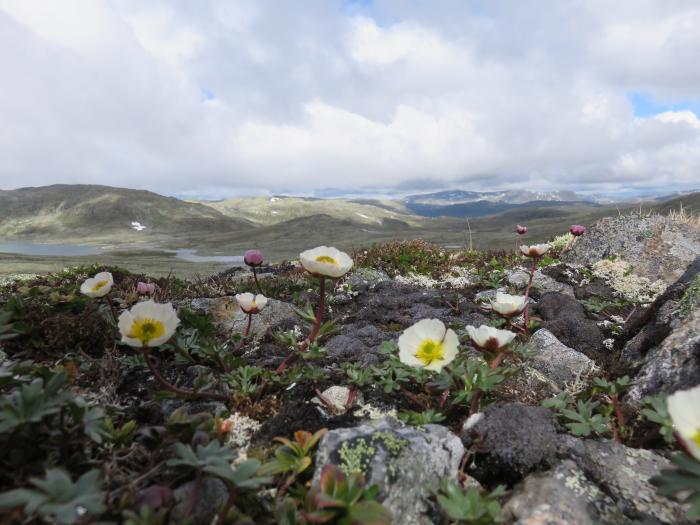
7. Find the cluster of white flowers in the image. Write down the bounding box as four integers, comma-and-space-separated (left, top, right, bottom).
398, 318, 517, 372
592, 258, 666, 303
394, 266, 472, 289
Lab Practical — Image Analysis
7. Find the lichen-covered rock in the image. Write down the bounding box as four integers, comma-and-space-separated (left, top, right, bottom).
188, 296, 296, 338
507, 269, 575, 297
345, 267, 391, 289
462, 403, 560, 484
529, 329, 598, 390
536, 292, 607, 364
504, 460, 627, 525
557, 436, 692, 524
561, 214, 700, 285
626, 307, 700, 402
313, 417, 464, 525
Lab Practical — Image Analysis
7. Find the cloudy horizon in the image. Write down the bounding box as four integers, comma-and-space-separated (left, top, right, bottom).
1, 1, 699, 199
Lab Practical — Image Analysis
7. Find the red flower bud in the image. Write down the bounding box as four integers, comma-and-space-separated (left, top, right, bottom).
244, 249, 264, 267
570, 225, 586, 236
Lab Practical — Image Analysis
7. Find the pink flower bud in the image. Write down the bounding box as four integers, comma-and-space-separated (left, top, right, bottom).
515, 225, 527, 235
570, 225, 586, 236
137, 282, 156, 295
244, 249, 264, 267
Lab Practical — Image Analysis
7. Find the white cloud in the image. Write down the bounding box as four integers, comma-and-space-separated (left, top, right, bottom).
0, 0, 698, 197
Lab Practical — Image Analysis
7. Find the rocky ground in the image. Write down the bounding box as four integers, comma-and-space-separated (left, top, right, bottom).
0, 216, 698, 524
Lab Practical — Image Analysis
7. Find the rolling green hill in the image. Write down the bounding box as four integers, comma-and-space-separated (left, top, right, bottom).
0, 185, 697, 271
198, 195, 421, 227
0, 185, 251, 243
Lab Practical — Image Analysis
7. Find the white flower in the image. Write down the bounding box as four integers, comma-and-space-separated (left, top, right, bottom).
235, 293, 268, 314
463, 412, 484, 431
667, 385, 700, 460
299, 246, 353, 278
118, 300, 179, 347
466, 325, 516, 351
520, 244, 551, 257
80, 272, 114, 298
490, 292, 527, 317
398, 319, 459, 372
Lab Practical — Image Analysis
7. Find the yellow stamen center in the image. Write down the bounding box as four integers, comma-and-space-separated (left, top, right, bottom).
692, 429, 700, 448
92, 280, 109, 291
315, 255, 338, 265
415, 339, 445, 366
128, 318, 165, 345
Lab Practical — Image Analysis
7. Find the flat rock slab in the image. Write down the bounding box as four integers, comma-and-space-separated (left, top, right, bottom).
313, 417, 464, 525
529, 329, 598, 390
508, 269, 575, 297
505, 460, 627, 525
557, 436, 691, 524
189, 296, 296, 338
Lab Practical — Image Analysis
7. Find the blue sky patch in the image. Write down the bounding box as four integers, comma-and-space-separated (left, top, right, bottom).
628, 91, 699, 118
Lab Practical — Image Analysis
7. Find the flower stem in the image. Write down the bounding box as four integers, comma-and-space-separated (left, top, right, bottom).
231, 313, 253, 358
252, 267, 264, 296
468, 347, 510, 416
275, 277, 326, 374
523, 258, 538, 327
104, 292, 119, 326
141, 347, 228, 402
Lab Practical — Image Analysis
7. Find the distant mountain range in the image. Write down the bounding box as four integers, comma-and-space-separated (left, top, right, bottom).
404, 189, 587, 205
0, 184, 697, 259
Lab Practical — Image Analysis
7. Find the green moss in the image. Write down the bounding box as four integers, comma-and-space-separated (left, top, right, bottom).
679, 274, 700, 318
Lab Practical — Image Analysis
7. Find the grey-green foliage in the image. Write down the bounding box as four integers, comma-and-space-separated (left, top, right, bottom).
640, 394, 675, 443
0, 469, 105, 524
651, 453, 700, 520
0, 367, 105, 443
168, 441, 270, 488
436, 480, 505, 524
542, 394, 610, 437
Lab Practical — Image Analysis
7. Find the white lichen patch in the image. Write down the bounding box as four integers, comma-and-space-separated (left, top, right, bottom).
592, 259, 667, 303
550, 232, 575, 252
220, 412, 261, 449
395, 266, 472, 289
353, 403, 399, 421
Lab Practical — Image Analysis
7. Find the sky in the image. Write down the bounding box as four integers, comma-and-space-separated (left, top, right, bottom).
1, 0, 699, 199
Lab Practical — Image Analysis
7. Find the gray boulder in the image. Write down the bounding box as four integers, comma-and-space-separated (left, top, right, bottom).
557, 435, 692, 524
529, 329, 598, 390
626, 306, 700, 402
561, 214, 700, 285
313, 417, 464, 525
504, 460, 627, 525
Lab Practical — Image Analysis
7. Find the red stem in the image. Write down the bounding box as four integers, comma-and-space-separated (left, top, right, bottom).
141, 348, 229, 402
252, 267, 264, 296
275, 277, 326, 374
468, 347, 510, 416
230, 314, 253, 359
523, 258, 538, 327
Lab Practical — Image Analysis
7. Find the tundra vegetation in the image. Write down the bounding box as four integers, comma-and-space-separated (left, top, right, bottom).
0, 216, 698, 524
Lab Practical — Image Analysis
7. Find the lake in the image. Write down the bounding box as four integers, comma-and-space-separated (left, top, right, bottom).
0, 242, 244, 264
0, 241, 104, 256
